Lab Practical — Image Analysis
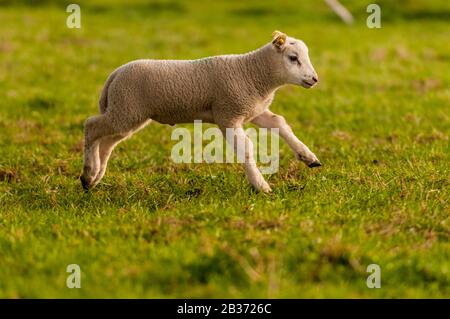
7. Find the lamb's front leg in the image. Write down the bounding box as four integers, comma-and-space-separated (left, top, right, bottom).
251, 110, 321, 167
220, 125, 272, 193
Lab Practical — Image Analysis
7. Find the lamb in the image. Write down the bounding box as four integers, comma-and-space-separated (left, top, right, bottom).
80, 30, 321, 193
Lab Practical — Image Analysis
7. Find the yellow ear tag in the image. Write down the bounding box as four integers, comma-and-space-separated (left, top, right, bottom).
272, 36, 285, 48
271, 30, 286, 48
276, 37, 285, 46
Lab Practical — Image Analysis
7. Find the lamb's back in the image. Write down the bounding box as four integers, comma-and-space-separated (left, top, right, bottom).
109, 59, 216, 122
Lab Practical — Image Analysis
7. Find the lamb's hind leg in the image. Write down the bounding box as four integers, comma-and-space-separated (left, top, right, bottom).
80, 114, 115, 191
91, 119, 152, 187
89, 133, 127, 188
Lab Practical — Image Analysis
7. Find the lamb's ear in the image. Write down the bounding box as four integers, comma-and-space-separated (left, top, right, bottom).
271, 30, 286, 50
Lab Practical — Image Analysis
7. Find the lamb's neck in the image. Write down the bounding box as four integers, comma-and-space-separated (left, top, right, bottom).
239, 44, 283, 97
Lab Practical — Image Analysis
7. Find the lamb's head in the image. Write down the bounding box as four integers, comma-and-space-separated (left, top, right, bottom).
271, 30, 318, 89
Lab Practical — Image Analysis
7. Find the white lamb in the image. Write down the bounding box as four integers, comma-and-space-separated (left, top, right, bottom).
81, 31, 321, 193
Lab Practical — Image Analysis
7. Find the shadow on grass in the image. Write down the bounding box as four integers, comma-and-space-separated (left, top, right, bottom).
5, 171, 215, 213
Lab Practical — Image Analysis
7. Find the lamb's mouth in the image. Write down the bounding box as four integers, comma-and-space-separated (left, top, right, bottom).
301, 80, 314, 88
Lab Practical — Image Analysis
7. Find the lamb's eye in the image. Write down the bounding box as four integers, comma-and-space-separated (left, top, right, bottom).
288, 55, 298, 62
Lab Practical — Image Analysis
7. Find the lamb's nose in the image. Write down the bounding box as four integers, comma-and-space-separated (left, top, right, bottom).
312, 76, 318, 83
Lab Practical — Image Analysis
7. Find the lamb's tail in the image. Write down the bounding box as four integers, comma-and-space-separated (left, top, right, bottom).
98, 69, 118, 114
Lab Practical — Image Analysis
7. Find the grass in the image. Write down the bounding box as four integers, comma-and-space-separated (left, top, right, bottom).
0, 0, 449, 298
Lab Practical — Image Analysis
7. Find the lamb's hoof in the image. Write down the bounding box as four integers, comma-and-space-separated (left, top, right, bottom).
80, 176, 90, 192
259, 183, 272, 193
308, 161, 322, 168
